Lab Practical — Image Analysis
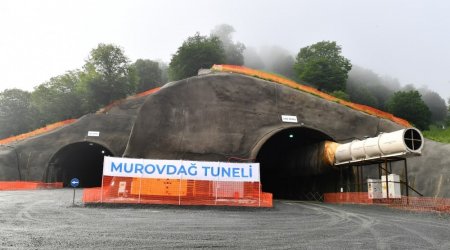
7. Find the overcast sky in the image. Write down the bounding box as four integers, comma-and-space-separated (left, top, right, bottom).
1, 0, 449, 101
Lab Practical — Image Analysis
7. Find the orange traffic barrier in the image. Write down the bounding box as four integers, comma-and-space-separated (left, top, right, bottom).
324, 192, 450, 214
0, 181, 63, 191
83, 176, 272, 208
212, 65, 411, 128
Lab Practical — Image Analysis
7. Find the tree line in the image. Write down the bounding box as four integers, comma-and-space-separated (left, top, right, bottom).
1, 24, 448, 138
0, 44, 166, 138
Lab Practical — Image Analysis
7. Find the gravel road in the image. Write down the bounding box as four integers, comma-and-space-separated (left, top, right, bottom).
1, 189, 449, 249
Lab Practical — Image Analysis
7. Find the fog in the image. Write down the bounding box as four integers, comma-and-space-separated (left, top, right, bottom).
1, 0, 449, 102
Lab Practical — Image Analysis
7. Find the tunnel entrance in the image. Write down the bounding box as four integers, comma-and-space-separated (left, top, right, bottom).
256, 127, 339, 200
46, 142, 113, 187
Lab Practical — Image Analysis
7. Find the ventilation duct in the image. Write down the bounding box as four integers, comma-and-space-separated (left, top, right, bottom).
332, 128, 423, 165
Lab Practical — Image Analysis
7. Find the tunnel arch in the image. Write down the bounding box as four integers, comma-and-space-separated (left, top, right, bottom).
45, 141, 114, 187
253, 126, 340, 200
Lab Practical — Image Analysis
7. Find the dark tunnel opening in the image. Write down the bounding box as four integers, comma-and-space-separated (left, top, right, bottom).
46, 142, 113, 187
256, 127, 340, 200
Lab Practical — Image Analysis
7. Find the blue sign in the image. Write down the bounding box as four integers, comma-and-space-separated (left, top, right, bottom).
70, 178, 80, 188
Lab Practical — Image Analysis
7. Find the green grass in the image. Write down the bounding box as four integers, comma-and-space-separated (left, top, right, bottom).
423, 125, 450, 144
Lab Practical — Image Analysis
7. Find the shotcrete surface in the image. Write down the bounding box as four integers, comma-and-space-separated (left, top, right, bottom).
1, 189, 449, 249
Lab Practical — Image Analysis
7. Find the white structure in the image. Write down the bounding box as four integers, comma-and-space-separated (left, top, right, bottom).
381, 174, 401, 198
334, 128, 424, 165
367, 179, 383, 199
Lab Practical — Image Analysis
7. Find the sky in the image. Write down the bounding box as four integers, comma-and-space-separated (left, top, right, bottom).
1, 0, 449, 101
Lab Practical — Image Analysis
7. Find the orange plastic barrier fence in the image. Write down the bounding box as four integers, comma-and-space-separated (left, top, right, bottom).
83, 176, 272, 208
0, 181, 63, 191
324, 192, 450, 213
0, 119, 77, 145
212, 65, 411, 128
324, 192, 373, 204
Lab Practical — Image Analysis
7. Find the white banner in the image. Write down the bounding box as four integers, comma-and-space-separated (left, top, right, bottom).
103, 156, 260, 182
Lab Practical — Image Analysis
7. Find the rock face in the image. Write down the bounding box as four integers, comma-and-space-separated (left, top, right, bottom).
0, 72, 448, 197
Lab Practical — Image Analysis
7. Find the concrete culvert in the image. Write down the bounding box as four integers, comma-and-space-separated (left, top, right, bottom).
45, 142, 113, 187
256, 127, 338, 200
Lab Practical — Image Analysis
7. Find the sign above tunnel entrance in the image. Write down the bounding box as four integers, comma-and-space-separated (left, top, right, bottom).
87, 131, 100, 137
102, 156, 260, 182
281, 115, 298, 123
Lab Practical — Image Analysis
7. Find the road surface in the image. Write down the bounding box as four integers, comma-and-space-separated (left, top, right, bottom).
0, 189, 449, 249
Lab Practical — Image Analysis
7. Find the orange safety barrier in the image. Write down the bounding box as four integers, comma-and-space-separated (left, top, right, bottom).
324, 192, 450, 213
324, 192, 374, 204
0, 119, 77, 145
0, 181, 63, 191
211, 65, 411, 128
83, 176, 273, 208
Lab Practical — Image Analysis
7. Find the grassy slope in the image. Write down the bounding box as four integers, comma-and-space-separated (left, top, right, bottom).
423, 125, 450, 144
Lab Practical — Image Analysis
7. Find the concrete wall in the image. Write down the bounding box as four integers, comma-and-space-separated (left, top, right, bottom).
124, 73, 402, 160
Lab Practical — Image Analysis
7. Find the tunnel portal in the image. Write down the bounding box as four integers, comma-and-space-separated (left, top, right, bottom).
46, 142, 113, 187
256, 127, 340, 200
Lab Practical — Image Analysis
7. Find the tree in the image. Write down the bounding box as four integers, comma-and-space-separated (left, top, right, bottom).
169, 33, 225, 81
31, 71, 85, 125
210, 24, 245, 65
243, 47, 265, 70
132, 59, 162, 92
158, 61, 169, 85
81, 43, 136, 111
386, 90, 431, 130
330, 90, 350, 101
294, 41, 351, 92
0, 89, 36, 138
419, 89, 447, 123
346, 65, 399, 111
258, 46, 295, 79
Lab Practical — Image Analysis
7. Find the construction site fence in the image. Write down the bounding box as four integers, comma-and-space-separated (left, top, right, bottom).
324, 192, 450, 214
83, 176, 273, 208
0, 181, 63, 191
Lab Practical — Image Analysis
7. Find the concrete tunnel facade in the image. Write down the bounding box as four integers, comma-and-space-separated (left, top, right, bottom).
1, 72, 449, 197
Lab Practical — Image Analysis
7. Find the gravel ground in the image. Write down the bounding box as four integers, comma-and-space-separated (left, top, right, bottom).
0, 189, 449, 249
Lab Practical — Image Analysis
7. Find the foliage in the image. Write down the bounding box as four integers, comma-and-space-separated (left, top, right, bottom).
294, 41, 351, 93
330, 90, 349, 101
243, 47, 265, 70
158, 61, 169, 85
386, 90, 431, 130
133, 59, 162, 92
419, 89, 447, 122
346, 65, 399, 111
0, 89, 36, 138
31, 71, 85, 125
211, 24, 245, 65
0, 43, 170, 139
169, 33, 225, 81
423, 125, 450, 144
346, 82, 379, 108
81, 43, 136, 111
